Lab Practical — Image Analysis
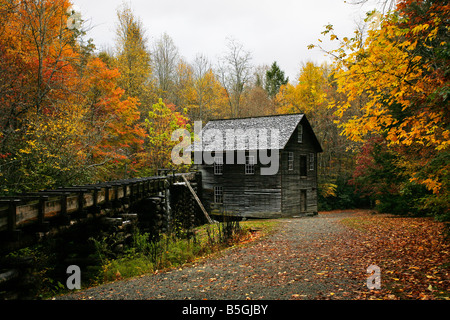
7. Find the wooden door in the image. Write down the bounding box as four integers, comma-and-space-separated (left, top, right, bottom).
300, 190, 307, 212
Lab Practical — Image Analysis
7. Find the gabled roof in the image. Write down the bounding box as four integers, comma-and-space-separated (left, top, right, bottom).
190, 113, 323, 152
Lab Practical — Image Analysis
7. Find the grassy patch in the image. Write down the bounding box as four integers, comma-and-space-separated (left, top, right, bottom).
95, 219, 279, 286
240, 219, 279, 237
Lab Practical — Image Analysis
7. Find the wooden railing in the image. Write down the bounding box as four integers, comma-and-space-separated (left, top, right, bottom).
0, 172, 198, 238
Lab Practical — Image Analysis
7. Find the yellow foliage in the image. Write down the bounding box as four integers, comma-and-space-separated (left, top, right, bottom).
320, 183, 338, 198
318, 4, 449, 209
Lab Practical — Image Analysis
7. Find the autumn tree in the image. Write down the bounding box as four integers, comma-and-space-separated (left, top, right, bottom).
139, 99, 189, 175
276, 62, 337, 150
0, 0, 84, 133
81, 57, 146, 180
114, 3, 154, 116
349, 0, 398, 14
172, 58, 195, 113
240, 86, 273, 118
277, 62, 330, 116
187, 54, 228, 122
276, 61, 359, 207
19, 0, 85, 114
253, 64, 269, 90
189, 54, 211, 121
316, 0, 449, 219
152, 33, 180, 101
0, 0, 31, 150
0, 0, 91, 193
349, 136, 429, 214
216, 38, 253, 118
241, 66, 274, 118
0, 0, 147, 192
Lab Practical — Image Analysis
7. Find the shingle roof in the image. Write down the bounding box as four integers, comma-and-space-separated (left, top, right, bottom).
190, 113, 308, 152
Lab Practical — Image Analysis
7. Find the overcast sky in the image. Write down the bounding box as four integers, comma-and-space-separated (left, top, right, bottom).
71, 0, 377, 81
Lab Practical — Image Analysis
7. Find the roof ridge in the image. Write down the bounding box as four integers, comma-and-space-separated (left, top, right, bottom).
207, 113, 304, 122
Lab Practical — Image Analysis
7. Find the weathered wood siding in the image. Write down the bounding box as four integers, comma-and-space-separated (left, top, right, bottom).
281, 121, 319, 216
198, 152, 282, 218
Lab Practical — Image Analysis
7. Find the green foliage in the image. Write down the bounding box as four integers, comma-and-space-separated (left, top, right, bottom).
318, 176, 370, 211
349, 136, 433, 216
101, 256, 154, 282
5, 241, 70, 299
0, 113, 92, 194
95, 220, 245, 284
3, 217, 274, 299
265, 61, 289, 98
138, 99, 189, 176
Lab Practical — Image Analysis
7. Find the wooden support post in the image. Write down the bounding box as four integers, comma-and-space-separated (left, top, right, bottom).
93, 188, 99, 210
38, 196, 50, 231
143, 180, 147, 196
104, 186, 112, 209
1, 199, 21, 237
116, 184, 120, 201
181, 175, 213, 224
137, 181, 142, 199
60, 194, 69, 225
11, 201, 22, 240
122, 183, 130, 205
37, 197, 45, 225
8, 201, 16, 233
129, 182, 135, 203
146, 180, 151, 195
113, 184, 121, 208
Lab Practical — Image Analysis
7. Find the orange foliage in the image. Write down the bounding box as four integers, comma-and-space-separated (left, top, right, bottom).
0, 0, 147, 191
83, 58, 146, 165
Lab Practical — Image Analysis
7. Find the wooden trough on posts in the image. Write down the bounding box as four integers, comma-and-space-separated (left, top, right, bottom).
0, 172, 200, 253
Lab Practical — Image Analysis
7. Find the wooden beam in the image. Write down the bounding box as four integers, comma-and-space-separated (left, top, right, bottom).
181, 175, 213, 224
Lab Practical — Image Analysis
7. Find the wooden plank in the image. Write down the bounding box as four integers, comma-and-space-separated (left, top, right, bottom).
16, 202, 39, 226
44, 197, 62, 218
182, 175, 213, 224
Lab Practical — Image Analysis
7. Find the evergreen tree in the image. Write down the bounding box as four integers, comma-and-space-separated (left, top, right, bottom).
265, 61, 289, 98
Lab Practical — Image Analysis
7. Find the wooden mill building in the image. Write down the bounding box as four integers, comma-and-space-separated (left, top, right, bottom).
192, 113, 323, 218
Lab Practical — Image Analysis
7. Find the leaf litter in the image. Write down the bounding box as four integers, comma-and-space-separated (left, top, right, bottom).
58, 210, 449, 300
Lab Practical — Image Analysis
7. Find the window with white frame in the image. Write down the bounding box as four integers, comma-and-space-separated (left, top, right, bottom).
309, 153, 315, 171
214, 156, 223, 175
245, 155, 255, 175
214, 186, 223, 204
288, 152, 294, 171
300, 155, 307, 177
298, 125, 303, 143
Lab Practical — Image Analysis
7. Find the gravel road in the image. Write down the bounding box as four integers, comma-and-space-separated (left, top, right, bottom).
57, 212, 366, 300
